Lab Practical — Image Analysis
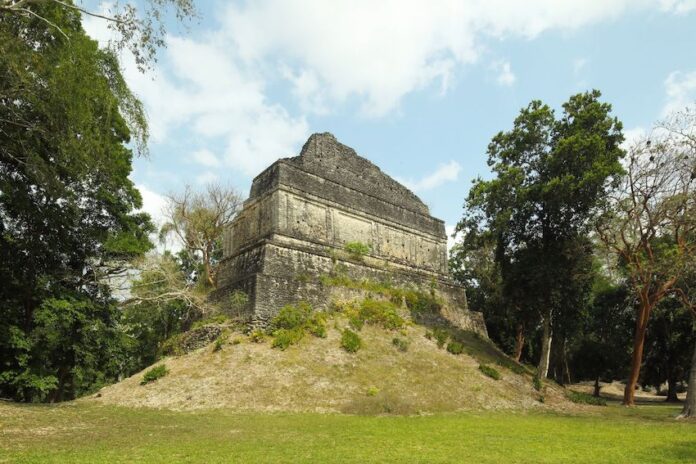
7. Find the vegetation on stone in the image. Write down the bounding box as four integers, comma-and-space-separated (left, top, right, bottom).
344, 241, 371, 260
268, 302, 327, 349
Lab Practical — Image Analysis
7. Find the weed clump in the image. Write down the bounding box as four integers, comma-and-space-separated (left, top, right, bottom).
344, 241, 371, 260
446, 341, 465, 355
269, 302, 327, 350
249, 329, 266, 343
341, 329, 362, 353
479, 364, 501, 380
141, 365, 168, 385
392, 337, 410, 352
533, 375, 543, 391
566, 390, 607, 406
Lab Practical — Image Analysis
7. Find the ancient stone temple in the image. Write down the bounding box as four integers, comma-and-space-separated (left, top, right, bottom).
215, 133, 487, 336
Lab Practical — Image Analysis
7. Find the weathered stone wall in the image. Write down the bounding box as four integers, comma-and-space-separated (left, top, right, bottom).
215, 133, 487, 337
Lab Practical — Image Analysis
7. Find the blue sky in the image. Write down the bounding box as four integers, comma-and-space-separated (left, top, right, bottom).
84, 1, 696, 242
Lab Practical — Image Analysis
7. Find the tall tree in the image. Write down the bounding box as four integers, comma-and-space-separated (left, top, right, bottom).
160, 184, 243, 289
458, 90, 625, 379
0, 3, 152, 401
596, 107, 696, 406
1, 0, 196, 72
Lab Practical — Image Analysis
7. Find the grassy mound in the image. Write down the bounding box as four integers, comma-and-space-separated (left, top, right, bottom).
90, 305, 572, 414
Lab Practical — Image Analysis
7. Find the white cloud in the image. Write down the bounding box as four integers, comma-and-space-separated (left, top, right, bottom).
573, 57, 588, 74
222, 0, 679, 116
196, 171, 220, 185
662, 70, 696, 116
191, 149, 221, 168
136, 184, 167, 228
492, 60, 516, 86
659, 0, 696, 13
445, 224, 461, 252
281, 66, 329, 115
399, 160, 462, 192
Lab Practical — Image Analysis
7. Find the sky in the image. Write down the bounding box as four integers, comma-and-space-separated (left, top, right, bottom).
82, 0, 696, 246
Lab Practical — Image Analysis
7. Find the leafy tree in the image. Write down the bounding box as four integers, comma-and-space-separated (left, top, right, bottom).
570, 280, 633, 397
457, 90, 625, 379
1, 0, 196, 72
0, 3, 152, 401
641, 298, 695, 402
160, 184, 243, 288
596, 108, 696, 405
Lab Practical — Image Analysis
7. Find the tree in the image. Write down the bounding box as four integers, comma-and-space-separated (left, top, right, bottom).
0, 4, 153, 401
642, 298, 694, 402
160, 184, 243, 289
596, 108, 696, 406
570, 279, 633, 397
0, 0, 196, 72
457, 90, 625, 379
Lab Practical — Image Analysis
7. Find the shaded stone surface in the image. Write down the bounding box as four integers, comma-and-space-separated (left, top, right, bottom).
214, 133, 487, 336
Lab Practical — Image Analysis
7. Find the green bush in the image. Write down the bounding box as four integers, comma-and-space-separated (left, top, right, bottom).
272, 302, 313, 330
566, 390, 607, 406
433, 328, 449, 348
141, 365, 168, 385
191, 314, 231, 330
479, 364, 501, 380
446, 341, 465, 355
159, 334, 185, 356
306, 312, 327, 338
249, 329, 266, 343
358, 298, 405, 330
392, 337, 410, 352
344, 241, 370, 260
533, 375, 543, 391
270, 302, 327, 348
271, 328, 305, 350
213, 336, 225, 352
341, 329, 362, 353
366, 386, 380, 396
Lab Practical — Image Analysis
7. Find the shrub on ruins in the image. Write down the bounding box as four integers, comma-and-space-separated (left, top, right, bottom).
447, 341, 465, 355
141, 365, 169, 385
269, 302, 327, 349
341, 329, 362, 353
344, 241, 371, 260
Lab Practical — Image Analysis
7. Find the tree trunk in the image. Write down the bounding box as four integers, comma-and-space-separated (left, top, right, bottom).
202, 248, 215, 288
513, 323, 525, 362
593, 377, 601, 398
666, 376, 679, 403
678, 341, 696, 419
537, 313, 553, 379
624, 299, 651, 406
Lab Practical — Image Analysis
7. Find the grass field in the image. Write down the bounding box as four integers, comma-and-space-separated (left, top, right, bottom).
1, 401, 694, 463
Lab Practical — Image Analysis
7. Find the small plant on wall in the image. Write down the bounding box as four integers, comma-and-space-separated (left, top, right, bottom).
344, 241, 370, 261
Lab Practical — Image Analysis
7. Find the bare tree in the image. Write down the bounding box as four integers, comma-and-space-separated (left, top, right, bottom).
0, 0, 197, 71
160, 183, 243, 289
596, 107, 696, 406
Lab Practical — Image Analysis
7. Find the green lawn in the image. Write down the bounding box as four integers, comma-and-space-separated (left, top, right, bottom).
1, 402, 694, 463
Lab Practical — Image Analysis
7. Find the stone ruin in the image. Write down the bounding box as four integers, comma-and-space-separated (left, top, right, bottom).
214, 132, 487, 336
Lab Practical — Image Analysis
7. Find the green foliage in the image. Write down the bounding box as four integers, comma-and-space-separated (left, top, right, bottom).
228, 291, 249, 315
249, 330, 266, 343
0, 5, 156, 402
357, 299, 405, 330
479, 365, 501, 380
432, 328, 450, 349
269, 302, 327, 349
566, 390, 607, 406
366, 386, 380, 397
141, 365, 169, 385
341, 329, 362, 353
533, 376, 543, 392
271, 328, 305, 351
192, 314, 231, 330
392, 337, 410, 352
344, 241, 371, 260
447, 341, 465, 355
455, 91, 624, 372
160, 334, 186, 357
